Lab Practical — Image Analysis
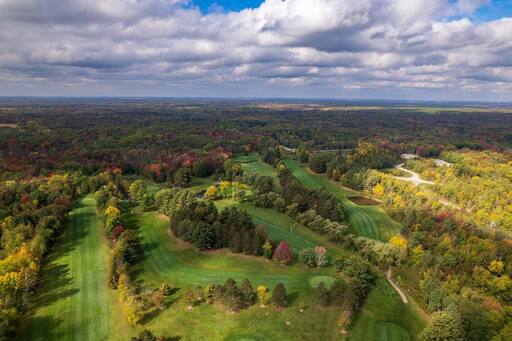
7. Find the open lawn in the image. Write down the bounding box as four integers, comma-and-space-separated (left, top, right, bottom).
125, 210, 344, 340
212, 199, 425, 340
21, 195, 128, 341
282, 159, 401, 241
349, 278, 426, 341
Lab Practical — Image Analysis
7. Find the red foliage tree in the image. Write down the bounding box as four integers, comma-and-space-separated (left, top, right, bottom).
273, 241, 293, 265
111, 225, 124, 241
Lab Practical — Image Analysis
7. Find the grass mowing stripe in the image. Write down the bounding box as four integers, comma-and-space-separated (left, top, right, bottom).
283, 159, 382, 240
22, 195, 114, 341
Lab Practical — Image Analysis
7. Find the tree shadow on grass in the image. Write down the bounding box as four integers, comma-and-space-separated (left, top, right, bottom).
139, 289, 181, 325
287, 291, 300, 306
20, 315, 65, 341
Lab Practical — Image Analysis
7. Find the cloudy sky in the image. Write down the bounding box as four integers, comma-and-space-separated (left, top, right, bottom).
1, 0, 511, 100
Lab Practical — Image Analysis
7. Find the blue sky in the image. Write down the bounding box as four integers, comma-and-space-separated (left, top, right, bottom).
192, 0, 264, 12
0, 0, 511, 100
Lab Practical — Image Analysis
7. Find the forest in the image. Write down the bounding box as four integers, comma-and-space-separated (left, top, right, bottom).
1, 99, 512, 340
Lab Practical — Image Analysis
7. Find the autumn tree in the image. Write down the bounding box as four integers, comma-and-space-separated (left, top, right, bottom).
273, 241, 293, 265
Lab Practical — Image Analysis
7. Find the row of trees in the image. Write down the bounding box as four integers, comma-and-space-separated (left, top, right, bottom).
95, 177, 145, 326
184, 278, 288, 311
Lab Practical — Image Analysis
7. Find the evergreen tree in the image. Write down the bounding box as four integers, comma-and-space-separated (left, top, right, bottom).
329, 280, 346, 306
315, 282, 330, 307
240, 278, 256, 307
271, 283, 288, 307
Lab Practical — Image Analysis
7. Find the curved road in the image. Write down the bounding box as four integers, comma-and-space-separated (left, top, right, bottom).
394, 164, 434, 186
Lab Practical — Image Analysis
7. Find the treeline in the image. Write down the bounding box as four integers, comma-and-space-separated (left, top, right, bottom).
0, 174, 85, 339
156, 189, 268, 255
94, 176, 145, 326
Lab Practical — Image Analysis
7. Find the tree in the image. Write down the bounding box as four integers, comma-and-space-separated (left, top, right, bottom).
314, 246, 330, 267
240, 278, 256, 307
419, 310, 464, 341
299, 248, 317, 267
174, 167, 192, 187
329, 280, 346, 306
271, 283, 288, 307
315, 282, 330, 307
204, 185, 217, 200
257, 285, 271, 305
262, 240, 273, 259
129, 180, 147, 207
273, 241, 293, 265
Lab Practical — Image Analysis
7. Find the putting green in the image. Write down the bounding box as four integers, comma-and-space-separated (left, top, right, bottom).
309, 276, 337, 289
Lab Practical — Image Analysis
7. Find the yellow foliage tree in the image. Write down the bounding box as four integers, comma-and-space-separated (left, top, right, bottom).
489, 260, 504, 275
257, 285, 270, 305
389, 235, 407, 249
204, 186, 217, 200
373, 183, 385, 197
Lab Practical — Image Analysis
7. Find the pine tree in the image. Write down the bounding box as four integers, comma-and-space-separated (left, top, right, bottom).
315, 282, 330, 307
240, 278, 256, 307
271, 283, 288, 307
329, 280, 346, 306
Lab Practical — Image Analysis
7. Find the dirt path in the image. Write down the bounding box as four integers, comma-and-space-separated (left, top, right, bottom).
386, 268, 408, 304
394, 164, 434, 186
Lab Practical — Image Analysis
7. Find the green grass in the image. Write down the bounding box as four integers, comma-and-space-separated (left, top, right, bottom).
21, 195, 127, 341
234, 155, 280, 187
349, 278, 425, 341
282, 159, 401, 241
124, 211, 344, 340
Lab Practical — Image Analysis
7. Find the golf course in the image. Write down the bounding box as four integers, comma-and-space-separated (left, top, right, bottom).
282, 159, 401, 241
21, 195, 124, 341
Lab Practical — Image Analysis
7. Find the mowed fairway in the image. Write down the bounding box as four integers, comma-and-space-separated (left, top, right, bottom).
234, 155, 280, 185
22, 195, 120, 341
282, 159, 401, 241
125, 211, 343, 339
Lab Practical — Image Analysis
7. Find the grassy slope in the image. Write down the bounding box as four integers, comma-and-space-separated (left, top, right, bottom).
214, 199, 425, 340
234, 155, 280, 187
282, 159, 401, 242
22, 195, 128, 341
125, 211, 342, 340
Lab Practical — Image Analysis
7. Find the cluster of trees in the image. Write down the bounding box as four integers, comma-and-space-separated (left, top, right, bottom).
350, 163, 512, 339
299, 246, 330, 268
0, 174, 84, 339
184, 278, 288, 311
333, 256, 375, 330
156, 189, 269, 255
323, 142, 397, 189
314, 280, 347, 307
412, 150, 512, 230
278, 167, 345, 222
204, 181, 249, 202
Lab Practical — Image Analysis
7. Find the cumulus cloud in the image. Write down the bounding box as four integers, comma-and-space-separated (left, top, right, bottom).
0, 0, 510, 99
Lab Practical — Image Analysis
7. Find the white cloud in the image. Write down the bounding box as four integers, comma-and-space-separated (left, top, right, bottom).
0, 0, 510, 100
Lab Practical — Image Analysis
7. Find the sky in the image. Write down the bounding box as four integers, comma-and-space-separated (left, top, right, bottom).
0, 0, 512, 101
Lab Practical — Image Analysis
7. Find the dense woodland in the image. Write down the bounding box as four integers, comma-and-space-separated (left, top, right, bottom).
1, 100, 512, 340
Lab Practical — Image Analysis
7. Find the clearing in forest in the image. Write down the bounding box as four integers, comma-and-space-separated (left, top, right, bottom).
22, 195, 121, 341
